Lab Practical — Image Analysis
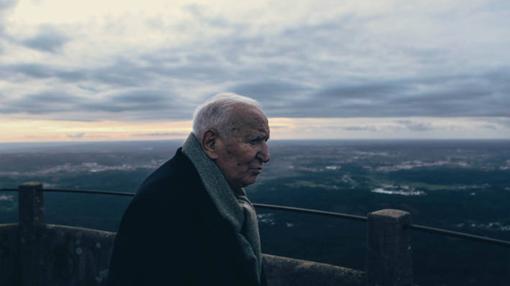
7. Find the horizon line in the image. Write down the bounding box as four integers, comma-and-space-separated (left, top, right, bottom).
2, 138, 510, 145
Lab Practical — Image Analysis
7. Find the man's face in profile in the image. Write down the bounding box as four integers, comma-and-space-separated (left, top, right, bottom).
214, 106, 270, 190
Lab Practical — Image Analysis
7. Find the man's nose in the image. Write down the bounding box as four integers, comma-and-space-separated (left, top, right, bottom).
257, 142, 270, 163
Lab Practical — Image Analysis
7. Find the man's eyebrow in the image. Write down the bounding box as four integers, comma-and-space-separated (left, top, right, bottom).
248, 133, 267, 140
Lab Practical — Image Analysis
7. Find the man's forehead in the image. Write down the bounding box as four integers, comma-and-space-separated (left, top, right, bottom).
231, 106, 267, 124
228, 106, 269, 135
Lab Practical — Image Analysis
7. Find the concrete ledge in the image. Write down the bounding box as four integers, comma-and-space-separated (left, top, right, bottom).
35, 224, 115, 286
0, 224, 19, 286
264, 254, 365, 286
0, 223, 364, 286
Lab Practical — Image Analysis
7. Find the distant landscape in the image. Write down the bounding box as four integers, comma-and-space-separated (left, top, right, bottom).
1, 140, 509, 286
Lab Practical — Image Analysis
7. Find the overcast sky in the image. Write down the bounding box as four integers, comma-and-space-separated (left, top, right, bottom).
1, 0, 509, 141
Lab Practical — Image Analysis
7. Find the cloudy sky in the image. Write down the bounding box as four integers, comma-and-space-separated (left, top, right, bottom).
1, 0, 509, 141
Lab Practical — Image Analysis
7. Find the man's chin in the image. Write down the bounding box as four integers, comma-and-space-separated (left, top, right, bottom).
240, 176, 258, 188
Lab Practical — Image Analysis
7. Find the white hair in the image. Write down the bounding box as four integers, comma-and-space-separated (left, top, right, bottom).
192, 92, 263, 141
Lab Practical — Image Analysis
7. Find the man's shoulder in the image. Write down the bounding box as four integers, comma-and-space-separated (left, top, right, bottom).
115, 149, 203, 233
140, 148, 197, 191
126, 148, 200, 210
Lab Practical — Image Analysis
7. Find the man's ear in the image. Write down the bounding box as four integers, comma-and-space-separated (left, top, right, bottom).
201, 129, 219, 159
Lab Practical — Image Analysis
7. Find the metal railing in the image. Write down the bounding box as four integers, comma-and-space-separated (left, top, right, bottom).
1, 186, 509, 248
3, 183, 510, 285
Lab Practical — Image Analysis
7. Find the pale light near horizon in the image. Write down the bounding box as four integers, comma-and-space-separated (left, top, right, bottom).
1, 117, 509, 142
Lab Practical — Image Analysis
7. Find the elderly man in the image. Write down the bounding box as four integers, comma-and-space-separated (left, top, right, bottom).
107, 93, 270, 286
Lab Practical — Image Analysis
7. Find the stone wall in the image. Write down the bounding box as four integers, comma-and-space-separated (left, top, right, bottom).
0, 223, 365, 286
0, 224, 19, 286
0, 183, 416, 286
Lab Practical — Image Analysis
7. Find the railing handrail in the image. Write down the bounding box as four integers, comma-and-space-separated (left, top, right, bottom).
1, 187, 510, 248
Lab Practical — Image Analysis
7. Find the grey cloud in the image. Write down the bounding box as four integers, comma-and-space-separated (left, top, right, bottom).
165, 12, 508, 118
84, 89, 174, 113
139, 51, 236, 84
0, 0, 16, 10
2, 4, 510, 122
143, 11, 358, 83
3, 63, 54, 78
0, 91, 82, 114
0, 88, 194, 120
231, 80, 310, 97
396, 120, 433, 132
94, 58, 166, 86
0, 0, 16, 38
3, 60, 509, 120
290, 70, 510, 118
21, 26, 69, 53
3, 52, 229, 87
316, 82, 405, 99
72, 88, 194, 120
112, 90, 167, 104
230, 80, 312, 107
228, 80, 317, 117
2, 60, 150, 87
386, 73, 510, 117
2, 63, 90, 83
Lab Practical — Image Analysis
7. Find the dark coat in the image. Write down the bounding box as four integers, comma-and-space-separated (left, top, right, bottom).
107, 148, 267, 286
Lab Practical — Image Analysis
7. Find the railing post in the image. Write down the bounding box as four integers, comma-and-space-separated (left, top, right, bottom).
18, 182, 45, 286
367, 209, 413, 286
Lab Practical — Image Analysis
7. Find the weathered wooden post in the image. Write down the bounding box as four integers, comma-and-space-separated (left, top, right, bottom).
18, 182, 45, 286
367, 209, 413, 286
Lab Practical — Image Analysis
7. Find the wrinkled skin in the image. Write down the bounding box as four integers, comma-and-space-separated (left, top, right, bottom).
202, 104, 270, 191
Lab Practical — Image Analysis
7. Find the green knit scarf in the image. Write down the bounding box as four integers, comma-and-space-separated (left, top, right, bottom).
182, 133, 262, 283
